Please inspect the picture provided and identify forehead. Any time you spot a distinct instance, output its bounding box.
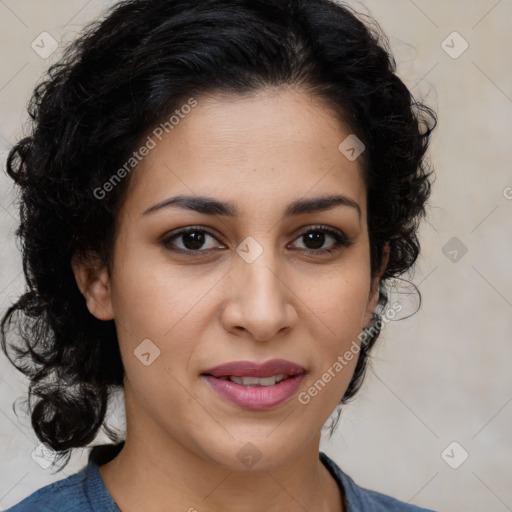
[122,87,367,220]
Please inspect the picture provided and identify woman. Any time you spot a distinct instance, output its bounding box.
[1,0,437,510]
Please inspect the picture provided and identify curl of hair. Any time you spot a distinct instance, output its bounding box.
[1,0,436,465]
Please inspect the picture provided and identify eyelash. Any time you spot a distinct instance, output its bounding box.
[161,225,353,257]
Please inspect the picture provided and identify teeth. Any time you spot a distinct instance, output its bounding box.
[228,374,289,387]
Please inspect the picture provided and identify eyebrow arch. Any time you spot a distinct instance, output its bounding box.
[142,193,361,220]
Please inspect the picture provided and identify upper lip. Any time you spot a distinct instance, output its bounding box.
[202,359,306,378]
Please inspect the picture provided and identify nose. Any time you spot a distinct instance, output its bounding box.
[220,247,298,341]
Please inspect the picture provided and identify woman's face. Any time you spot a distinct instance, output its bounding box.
[77,87,386,469]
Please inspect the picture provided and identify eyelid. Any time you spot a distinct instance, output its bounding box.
[292,223,348,239]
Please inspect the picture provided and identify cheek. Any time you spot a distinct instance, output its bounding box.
[109,251,220,383]
[303,261,371,393]
[311,262,371,337]
[110,248,197,337]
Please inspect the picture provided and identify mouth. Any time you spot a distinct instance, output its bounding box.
[201,359,306,409]
[210,374,295,387]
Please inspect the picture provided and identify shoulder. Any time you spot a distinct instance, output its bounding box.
[319,452,438,512]
[6,444,123,512]
[5,447,121,512]
[5,468,91,512]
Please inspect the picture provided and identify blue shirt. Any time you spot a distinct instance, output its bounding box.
[6,443,437,511]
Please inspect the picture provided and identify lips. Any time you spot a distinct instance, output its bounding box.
[201,359,306,379]
[201,359,306,409]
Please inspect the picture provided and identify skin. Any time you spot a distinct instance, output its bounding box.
[73,87,389,512]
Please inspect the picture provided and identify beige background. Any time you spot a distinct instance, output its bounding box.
[0,1,511,511]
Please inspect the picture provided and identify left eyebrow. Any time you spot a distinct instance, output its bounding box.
[141,193,361,220]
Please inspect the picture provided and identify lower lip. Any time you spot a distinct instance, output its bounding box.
[202,374,305,410]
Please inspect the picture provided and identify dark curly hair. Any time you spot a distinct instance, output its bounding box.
[1,0,436,468]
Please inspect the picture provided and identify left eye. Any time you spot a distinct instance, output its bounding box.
[161,226,352,255]
[291,228,350,253]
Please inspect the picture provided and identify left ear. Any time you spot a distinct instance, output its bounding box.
[363,242,390,328]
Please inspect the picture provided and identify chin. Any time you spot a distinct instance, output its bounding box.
[196,432,304,472]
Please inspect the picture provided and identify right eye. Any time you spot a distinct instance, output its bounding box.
[161,227,226,255]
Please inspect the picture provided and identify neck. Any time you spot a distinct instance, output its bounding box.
[99,392,343,512]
